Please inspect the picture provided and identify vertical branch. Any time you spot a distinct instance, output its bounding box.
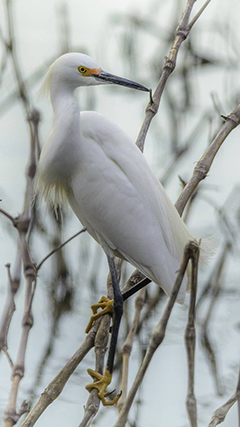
[185,242,199,427]
[5,0,32,118]
[78,259,122,426]
[113,242,197,427]
[4,230,36,427]
[3,108,40,426]
[0,263,17,355]
[237,368,240,427]
[117,288,146,412]
[79,317,110,427]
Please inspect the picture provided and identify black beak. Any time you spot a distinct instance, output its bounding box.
[93,70,150,92]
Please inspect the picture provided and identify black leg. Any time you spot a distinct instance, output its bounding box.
[106,255,123,374]
[122,277,151,302]
[85,255,123,406]
[85,260,150,405]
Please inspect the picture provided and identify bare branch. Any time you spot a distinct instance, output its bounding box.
[36,228,86,271]
[208,392,239,427]
[20,322,99,427]
[79,315,111,427]
[0,264,16,353]
[4,0,31,117]
[113,241,198,427]
[3,103,39,426]
[188,0,213,30]
[185,243,199,427]
[136,0,213,152]
[175,104,240,216]
[0,208,15,224]
[117,288,146,413]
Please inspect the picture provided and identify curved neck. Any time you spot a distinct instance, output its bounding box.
[45,81,81,186]
[50,81,79,120]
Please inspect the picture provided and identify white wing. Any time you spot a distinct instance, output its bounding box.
[68,111,193,303]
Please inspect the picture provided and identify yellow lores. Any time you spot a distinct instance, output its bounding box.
[78,65,101,76]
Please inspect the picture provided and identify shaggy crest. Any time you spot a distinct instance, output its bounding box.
[39,63,53,98]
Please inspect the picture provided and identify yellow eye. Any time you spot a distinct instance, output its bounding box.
[78,66,88,74]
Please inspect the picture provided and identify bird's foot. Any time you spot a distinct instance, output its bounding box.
[86,367,121,406]
[85,296,114,333]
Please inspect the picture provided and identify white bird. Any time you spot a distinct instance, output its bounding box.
[36,52,210,405]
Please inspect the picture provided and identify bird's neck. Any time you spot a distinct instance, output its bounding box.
[43,85,82,188]
[50,83,79,119]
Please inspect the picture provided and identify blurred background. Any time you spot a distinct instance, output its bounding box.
[0,0,240,426]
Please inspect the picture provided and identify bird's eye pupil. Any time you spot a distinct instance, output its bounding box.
[79,66,86,73]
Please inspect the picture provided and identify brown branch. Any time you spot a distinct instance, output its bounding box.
[0,208,15,224]
[175,104,240,216]
[79,316,111,427]
[197,242,231,396]
[36,228,86,271]
[208,389,240,427]
[79,258,122,426]
[117,288,146,413]
[185,243,199,427]
[4,0,31,118]
[188,0,213,30]
[0,264,17,354]
[136,0,212,152]
[20,260,121,427]
[3,106,39,427]
[20,323,100,427]
[113,241,198,427]
[4,221,36,427]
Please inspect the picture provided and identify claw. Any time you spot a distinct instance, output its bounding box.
[86,367,122,406]
[85,296,114,333]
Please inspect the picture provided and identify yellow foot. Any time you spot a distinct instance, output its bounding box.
[85,296,114,334]
[86,367,121,406]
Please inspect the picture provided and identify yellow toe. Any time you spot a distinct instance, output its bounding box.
[85,297,114,333]
[85,367,121,406]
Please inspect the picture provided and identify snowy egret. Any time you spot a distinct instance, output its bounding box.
[36,52,209,405]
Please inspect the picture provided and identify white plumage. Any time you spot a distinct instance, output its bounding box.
[36,53,209,304]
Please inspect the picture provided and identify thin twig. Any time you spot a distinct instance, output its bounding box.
[36,228,86,271]
[0,208,15,224]
[188,0,213,30]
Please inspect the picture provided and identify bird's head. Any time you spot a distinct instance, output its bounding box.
[41,52,150,95]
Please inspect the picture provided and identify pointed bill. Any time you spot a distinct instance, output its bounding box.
[92,70,150,92]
